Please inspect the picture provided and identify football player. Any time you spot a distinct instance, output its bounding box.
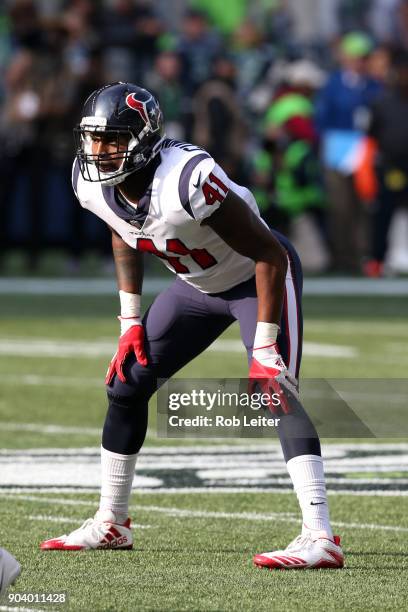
[40,83,344,569]
[0,547,20,596]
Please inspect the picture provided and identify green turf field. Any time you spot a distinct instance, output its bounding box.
[0,291,407,611]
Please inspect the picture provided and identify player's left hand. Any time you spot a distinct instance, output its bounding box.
[248,343,299,414]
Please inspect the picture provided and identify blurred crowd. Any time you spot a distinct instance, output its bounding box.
[1,0,408,276]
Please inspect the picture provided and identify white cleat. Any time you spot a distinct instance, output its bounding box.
[0,547,21,595]
[253,533,344,570]
[40,510,133,551]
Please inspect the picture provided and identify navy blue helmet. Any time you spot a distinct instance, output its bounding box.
[74,82,164,185]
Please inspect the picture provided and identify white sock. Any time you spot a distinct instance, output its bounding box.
[286,454,333,540]
[99,446,137,524]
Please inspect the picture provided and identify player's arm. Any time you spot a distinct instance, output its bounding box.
[111,227,144,294]
[204,191,297,410]
[106,228,148,385]
[203,190,287,324]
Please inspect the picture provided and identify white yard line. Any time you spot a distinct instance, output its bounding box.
[1,374,103,388]
[3,494,408,533]
[0,423,102,435]
[210,340,358,358]
[1,277,408,296]
[28,514,83,524]
[0,607,49,612]
[1,443,408,455]
[2,487,408,496]
[0,423,158,439]
[1,445,407,496]
[0,337,357,359]
[27,514,150,528]
[306,321,408,337]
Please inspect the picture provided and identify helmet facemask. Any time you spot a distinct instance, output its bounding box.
[74,117,163,186]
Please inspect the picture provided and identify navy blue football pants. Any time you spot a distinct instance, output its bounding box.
[103,231,321,462]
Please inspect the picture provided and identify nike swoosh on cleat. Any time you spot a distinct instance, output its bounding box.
[310,501,326,505]
[193,171,202,189]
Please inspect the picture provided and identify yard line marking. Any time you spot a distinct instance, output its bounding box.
[3,494,408,532]
[1,374,103,388]
[1,443,407,455]
[0,277,167,296]
[1,445,407,492]
[0,339,115,358]
[0,607,49,612]
[0,338,357,359]
[0,424,157,439]
[306,321,408,337]
[209,340,357,358]
[1,277,408,296]
[0,423,102,435]
[27,514,151,528]
[28,514,85,524]
[2,488,408,496]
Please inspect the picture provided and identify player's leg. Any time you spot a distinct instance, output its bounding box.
[41,278,233,550]
[99,278,233,522]
[231,234,344,569]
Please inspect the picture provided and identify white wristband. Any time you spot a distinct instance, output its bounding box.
[119,290,141,319]
[253,322,280,349]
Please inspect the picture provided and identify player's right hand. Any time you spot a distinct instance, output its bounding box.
[105,320,148,384]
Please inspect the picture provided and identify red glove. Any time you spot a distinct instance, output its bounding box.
[105,319,148,384]
[248,343,298,415]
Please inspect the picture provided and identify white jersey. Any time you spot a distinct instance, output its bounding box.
[72,139,260,293]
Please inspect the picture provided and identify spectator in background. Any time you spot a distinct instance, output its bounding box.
[337,0,373,33]
[0,0,49,269]
[192,54,248,182]
[252,83,328,271]
[369,0,400,42]
[285,0,336,55]
[177,9,222,97]
[315,31,381,272]
[100,0,162,82]
[364,48,408,276]
[275,58,327,99]
[0,6,13,96]
[231,19,275,102]
[259,0,293,54]
[393,0,408,49]
[367,43,392,83]
[62,0,100,79]
[64,43,110,270]
[146,50,187,141]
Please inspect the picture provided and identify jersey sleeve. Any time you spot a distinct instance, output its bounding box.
[180,155,231,222]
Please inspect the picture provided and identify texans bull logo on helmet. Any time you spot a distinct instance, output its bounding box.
[125,93,161,133]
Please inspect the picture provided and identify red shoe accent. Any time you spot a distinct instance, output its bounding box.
[40,539,83,551]
[108,526,123,539]
[323,547,345,566]
[253,554,305,569]
[313,558,344,569]
[363,259,384,278]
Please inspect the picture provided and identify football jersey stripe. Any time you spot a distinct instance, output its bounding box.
[285,266,299,377]
[72,159,80,199]
[178,153,211,219]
